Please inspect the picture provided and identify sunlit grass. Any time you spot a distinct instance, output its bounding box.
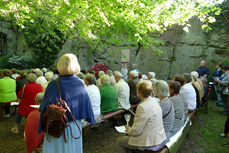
[1,100,229,153]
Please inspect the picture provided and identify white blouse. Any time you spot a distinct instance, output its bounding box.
[86,84,101,116]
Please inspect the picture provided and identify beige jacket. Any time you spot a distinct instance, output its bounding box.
[127,97,166,147]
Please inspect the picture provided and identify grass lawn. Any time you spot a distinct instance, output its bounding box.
[178,100,229,153]
[0,100,229,153]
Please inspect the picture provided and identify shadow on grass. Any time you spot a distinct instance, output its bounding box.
[1,100,229,153]
[178,101,229,153]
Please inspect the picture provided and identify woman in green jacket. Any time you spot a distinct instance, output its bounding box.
[100,74,117,114]
[0,69,17,122]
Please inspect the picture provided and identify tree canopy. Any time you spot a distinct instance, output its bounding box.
[0,0,224,67]
[0,0,223,47]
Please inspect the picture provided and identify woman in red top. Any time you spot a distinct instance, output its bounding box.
[11,73,43,134]
[25,92,44,153]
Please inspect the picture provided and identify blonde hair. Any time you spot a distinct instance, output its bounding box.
[35,92,44,104]
[45,71,54,81]
[27,73,37,82]
[100,74,110,85]
[57,53,80,76]
[35,69,43,77]
[114,71,123,79]
[137,80,153,98]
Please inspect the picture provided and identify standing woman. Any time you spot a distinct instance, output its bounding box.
[38,53,95,153]
[0,69,17,121]
[11,73,43,133]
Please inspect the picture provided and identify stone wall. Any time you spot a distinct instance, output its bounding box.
[0,21,32,57]
[58,18,229,80]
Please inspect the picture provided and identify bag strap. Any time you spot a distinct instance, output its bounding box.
[56,78,82,139]
[20,85,26,98]
[56,79,62,100]
[163,99,172,119]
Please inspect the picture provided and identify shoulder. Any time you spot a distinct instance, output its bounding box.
[141,98,158,108]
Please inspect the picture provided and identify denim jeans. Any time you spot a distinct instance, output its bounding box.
[214,85,222,102]
[15,109,22,125]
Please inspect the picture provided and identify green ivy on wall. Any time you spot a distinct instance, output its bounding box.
[209,1,229,32]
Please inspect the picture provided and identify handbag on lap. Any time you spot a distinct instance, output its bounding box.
[42,79,81,142]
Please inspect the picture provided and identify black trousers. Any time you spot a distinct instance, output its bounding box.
[224,113,229,134]
[222,95,229,113]
[4,104,10,114]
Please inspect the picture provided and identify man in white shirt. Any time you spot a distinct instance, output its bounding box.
[114,71,131,110]
[180,73,196,111]
[84,73,101,117]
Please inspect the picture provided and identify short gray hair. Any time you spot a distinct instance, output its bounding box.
[148,72,155,78]
[27,73,37,82]
[130,70,138,77]
[98,71,105,78]
[153,80,170,98]
[100,74,110,85]
[77,72,85,80]
[106,70,113,76]
[35,69,43,77]
[42,68,47,72]
[183,73,192,83]
[45,71,54,81]
[35,92,44,104]
[114,71,123,79]
[84,73,96,85]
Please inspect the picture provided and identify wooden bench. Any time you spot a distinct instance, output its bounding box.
[83,104,138,129]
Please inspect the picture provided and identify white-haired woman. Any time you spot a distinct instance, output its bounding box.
[191,71,204,102]
[100,74,117,114]
[128,70,141,104]
[96,71,105,88]
[117,80,166,152]
[42,71,54,91]
[11,73,43,133]
[153,80,175,137]
[35,69,47,85]
[84,73,101,118]
[38,53,95,153]
[106,70,116,86]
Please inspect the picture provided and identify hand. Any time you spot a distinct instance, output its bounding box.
[214,79,219,83]
[125,125,129,132]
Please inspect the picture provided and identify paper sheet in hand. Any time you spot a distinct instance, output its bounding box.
[115,126,127,134]
[30,105,40,108]
[10,102,19,106]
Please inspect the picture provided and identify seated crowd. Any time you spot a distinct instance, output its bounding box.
[0,56,228,153]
